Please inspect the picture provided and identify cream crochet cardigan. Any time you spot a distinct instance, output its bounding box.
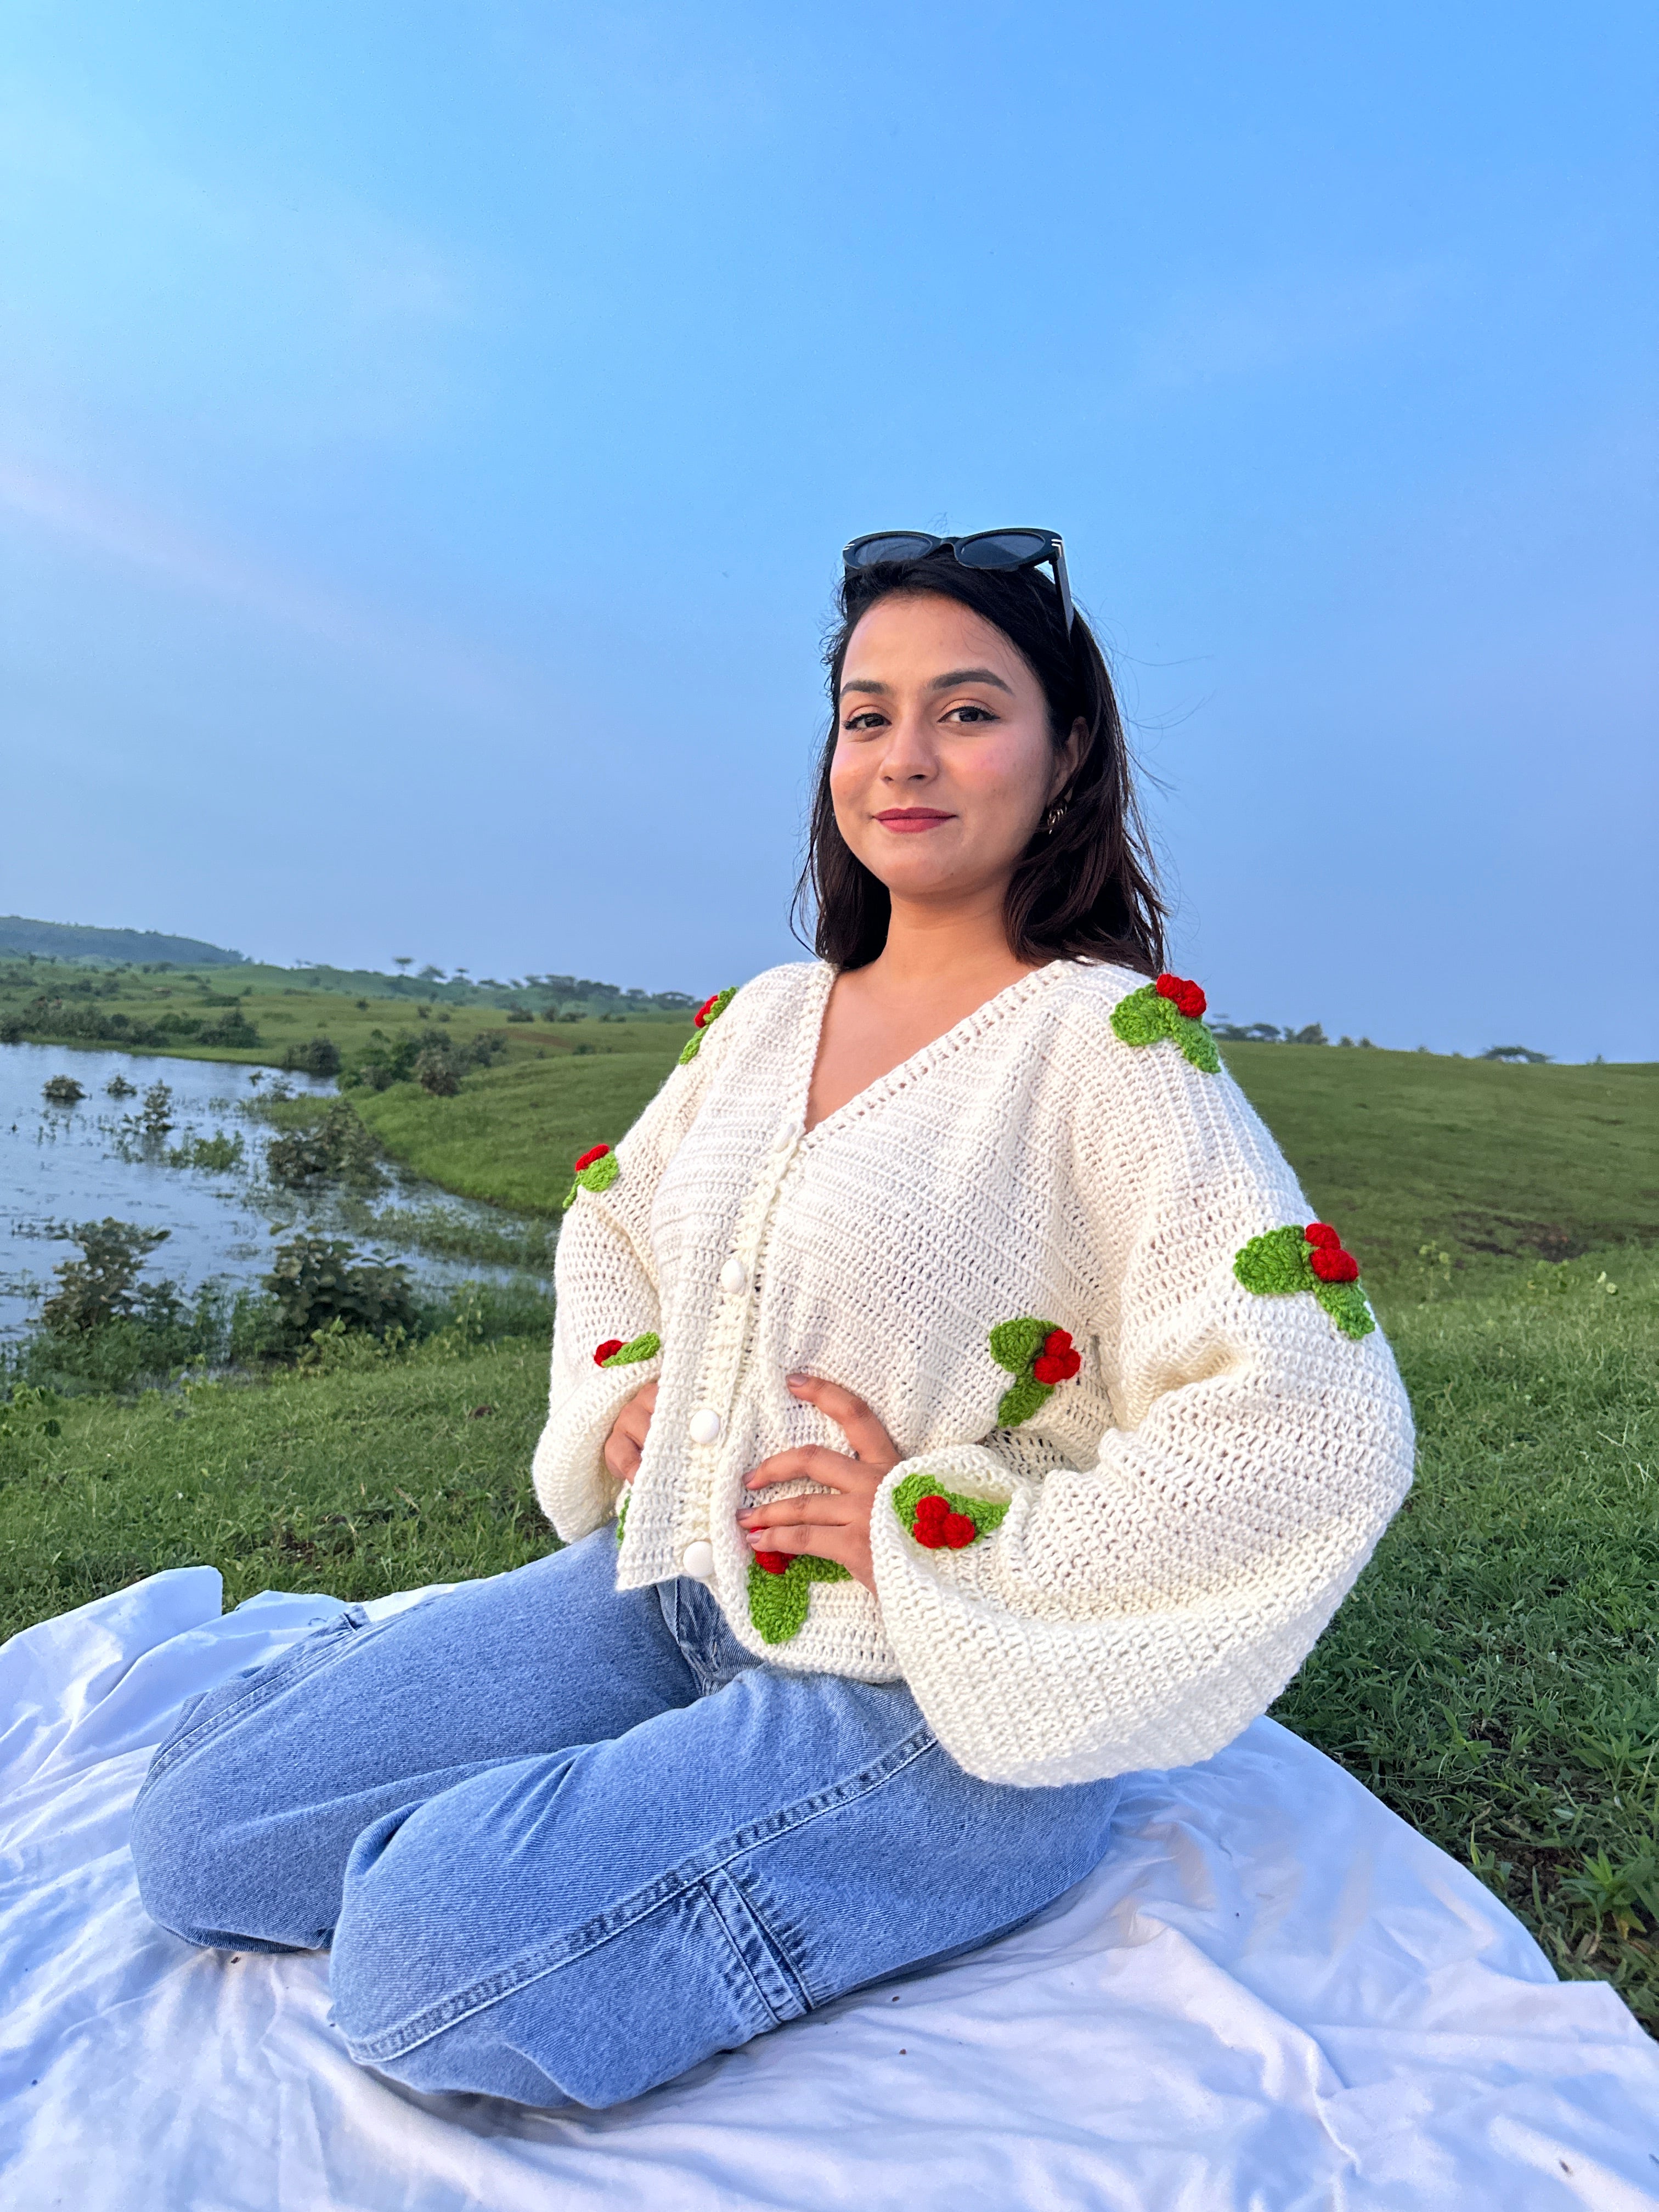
[532,959,1414,1786]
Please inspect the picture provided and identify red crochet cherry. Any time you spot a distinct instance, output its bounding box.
[1155,973,1208,1020]
[694,994,720,1028]
[1305,1222,1341,1250]
[942,1513,977,1549]
[911,1495,951,1547]
[1311,1246,1360,1284]
[1033,1328,1082,1384]
[573,1143,611,1172]
[592,1338,625,1365]
[755,1550,791,1576]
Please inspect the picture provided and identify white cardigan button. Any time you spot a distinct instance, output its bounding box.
[719,1257,748,1295]
[771,1117,804,1153]
[681,1538,715,1581]
[688,1407,723,1446]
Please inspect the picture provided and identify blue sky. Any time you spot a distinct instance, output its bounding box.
[2,2,1654,1057]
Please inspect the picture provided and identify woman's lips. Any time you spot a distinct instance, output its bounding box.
[874,809,954,833]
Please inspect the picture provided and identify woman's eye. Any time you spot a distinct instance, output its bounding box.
[945,703,996,724]
[843,710,887,732]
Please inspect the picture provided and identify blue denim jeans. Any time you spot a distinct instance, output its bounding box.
[130,1532,1122,2108]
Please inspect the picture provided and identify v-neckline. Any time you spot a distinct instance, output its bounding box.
[794,957,1070,1147]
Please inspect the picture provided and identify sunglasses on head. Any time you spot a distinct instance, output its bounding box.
[842,528,1074,633]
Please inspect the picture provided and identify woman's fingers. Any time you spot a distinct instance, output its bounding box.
[786,1373,900,1470]
[744,1444,879,1496]
[739,1491,850,1531]
[602,1380,657,1484]
[603,1429,641,1482]
[741,1516,876,1593]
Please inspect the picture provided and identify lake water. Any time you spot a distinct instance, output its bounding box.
[0,1042,546,1341]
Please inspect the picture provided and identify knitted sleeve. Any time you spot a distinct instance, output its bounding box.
[865,1043,1416,1787]
[530,1002,738,1541]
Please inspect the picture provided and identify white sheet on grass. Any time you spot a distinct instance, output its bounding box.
[1,1571,1655,2212]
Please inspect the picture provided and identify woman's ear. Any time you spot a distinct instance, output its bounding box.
[1051,716,1087,802]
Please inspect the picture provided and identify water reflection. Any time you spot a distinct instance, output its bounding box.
[0,1042,545,1341]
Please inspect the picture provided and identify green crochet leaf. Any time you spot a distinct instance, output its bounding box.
[747,1551,851,1644]
[1109,985,1220,1074]
[614,1488,630,1543]
[1234,1224,1317,1295]
[1108,985,1167,1048]
[989,1316,1053,1374]
[1313,1279,1376,1340]
[679,985,738,1065]
[562,1149,620,1211]
[1168,1010,1221,1074]
[1235,1226,1376,1341]
[891,1471,1011,1541]
[995,1374,1052,1428]
[600,1330,660,1368]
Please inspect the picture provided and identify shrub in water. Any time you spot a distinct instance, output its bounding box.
[140,1082,176,1139]
[41,1219,171,1334]
[264,1101,382,1190]
[42,1074,85,1105]
[262,1236,418,1351]
[166,1130,246,1173]
[105,1074,137,1098]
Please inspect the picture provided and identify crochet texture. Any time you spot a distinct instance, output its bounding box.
[531,959,1415,1787]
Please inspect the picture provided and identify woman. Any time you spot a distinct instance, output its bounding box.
[131,532,1413,2111]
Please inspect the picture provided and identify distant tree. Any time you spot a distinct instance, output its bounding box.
[393,957,413,974]
[415,1048,461,1096]
[1481,1045,1551,1064]
[1286,1023,1329,1046]
[282,1037,342,1079]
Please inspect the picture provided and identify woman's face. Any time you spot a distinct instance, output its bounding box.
[831,592,1078,910]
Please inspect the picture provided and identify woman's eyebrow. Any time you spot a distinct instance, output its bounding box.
[929,667,1014,694]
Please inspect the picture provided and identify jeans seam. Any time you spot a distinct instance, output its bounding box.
[700,1865,810,2023]
[134,1609,365,1797]
[343,1724,939,2065]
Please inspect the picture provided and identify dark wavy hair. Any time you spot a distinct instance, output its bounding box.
[793,551,1167,975]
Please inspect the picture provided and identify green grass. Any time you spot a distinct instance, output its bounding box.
[0,1335,552,1634]
[0,956,696,1076]
[1223,1044,1659,1287]
[1278,1244,1659,2026]
[351,1024,688,1214]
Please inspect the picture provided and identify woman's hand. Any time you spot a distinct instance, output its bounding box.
[603,1381,658,1485]
[737,1374,901,1592]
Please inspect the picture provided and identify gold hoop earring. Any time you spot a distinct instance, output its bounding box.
[1042,799,1069,836]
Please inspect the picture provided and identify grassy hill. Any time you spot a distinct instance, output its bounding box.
[0,916,248,966]
[0,951,697,1057]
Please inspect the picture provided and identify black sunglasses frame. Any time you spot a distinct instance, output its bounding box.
[842,528,1074,633]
